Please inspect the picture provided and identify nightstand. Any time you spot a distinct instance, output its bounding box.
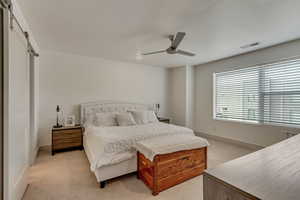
[157,117,170,124]
[52,125,83,155]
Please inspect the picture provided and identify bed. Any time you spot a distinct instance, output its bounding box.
[80,101,197,188]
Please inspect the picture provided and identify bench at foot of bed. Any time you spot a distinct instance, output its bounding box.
[135,135,209,195]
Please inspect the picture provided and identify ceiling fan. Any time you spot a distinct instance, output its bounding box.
[142,32,195,57]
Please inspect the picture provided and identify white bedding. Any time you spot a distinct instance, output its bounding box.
[85,122,194,171]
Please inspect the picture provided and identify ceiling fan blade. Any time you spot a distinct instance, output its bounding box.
[176,49,196,56]
[142,50,165,55]
[171,32,186,49]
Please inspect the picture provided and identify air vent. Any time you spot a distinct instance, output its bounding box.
[241,42,260,49]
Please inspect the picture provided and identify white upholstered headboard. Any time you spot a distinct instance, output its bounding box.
[80,101,153,125]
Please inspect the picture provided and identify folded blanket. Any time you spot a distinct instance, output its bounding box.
[135,135,209,161]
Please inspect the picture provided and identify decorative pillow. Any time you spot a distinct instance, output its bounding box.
[95,113,118,127]
[116,113,136,126]
[130,110,158,124]
[130,110,148,124]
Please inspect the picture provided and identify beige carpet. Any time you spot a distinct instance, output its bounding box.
[23,139,254,200]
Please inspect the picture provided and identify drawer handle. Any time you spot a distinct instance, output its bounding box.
[181,156,189,160]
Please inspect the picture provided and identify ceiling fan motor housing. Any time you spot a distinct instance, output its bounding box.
[166,47,177,54]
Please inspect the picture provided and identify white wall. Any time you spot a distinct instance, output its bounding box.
[3,1,40,200]
[168,65,195,127]
[38,50,170,146]
[194,39,300,147]
[168,66,186,126]
[185,65,195,128]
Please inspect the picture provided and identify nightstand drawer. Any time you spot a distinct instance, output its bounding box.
[53,138,82,150]
[53,136,82,144]
[53,129,81,140]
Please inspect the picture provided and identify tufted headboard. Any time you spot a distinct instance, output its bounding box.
[80,101,153,125]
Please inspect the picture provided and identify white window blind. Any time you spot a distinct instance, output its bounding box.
[214,58,300,127]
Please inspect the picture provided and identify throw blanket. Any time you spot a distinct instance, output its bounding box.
[135,134,209,161]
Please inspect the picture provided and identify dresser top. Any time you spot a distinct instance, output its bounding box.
[205,134,300,200]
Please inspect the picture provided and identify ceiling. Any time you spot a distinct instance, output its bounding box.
[17,0,300,67]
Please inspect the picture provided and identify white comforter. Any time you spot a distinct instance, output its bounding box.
[85,122,194,171]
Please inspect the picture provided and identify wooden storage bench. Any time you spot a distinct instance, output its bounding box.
[137,147,207,195]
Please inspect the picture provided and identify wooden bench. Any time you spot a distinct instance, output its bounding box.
[137,147,207,195]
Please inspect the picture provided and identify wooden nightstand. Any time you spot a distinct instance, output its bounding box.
[52,125,83,155]
[157,117,170,124]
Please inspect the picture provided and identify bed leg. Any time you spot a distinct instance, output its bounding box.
[100,181,106,188]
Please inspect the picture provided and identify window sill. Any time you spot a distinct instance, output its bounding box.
[213,117,260,125]
[213,117,300,129]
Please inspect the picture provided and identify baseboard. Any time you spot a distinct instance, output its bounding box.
[195,132,264,151]
[13,166,29,200]
[39,145,51,152]
[30,146,39,165]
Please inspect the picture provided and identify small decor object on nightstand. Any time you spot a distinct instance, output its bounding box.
[65,115,75,127]
[53,105,63,128]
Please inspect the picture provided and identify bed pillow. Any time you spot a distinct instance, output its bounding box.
[130,110,148,124]
[116,113,136,126]
[130,110,158,124]
[95,113,118,127]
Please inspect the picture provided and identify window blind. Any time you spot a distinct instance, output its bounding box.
[214,58,300,127]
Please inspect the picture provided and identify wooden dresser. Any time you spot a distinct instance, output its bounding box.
[52,125,83,155]
[204,134,300,200]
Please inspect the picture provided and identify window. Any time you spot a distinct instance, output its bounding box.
[214,58,300,127]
